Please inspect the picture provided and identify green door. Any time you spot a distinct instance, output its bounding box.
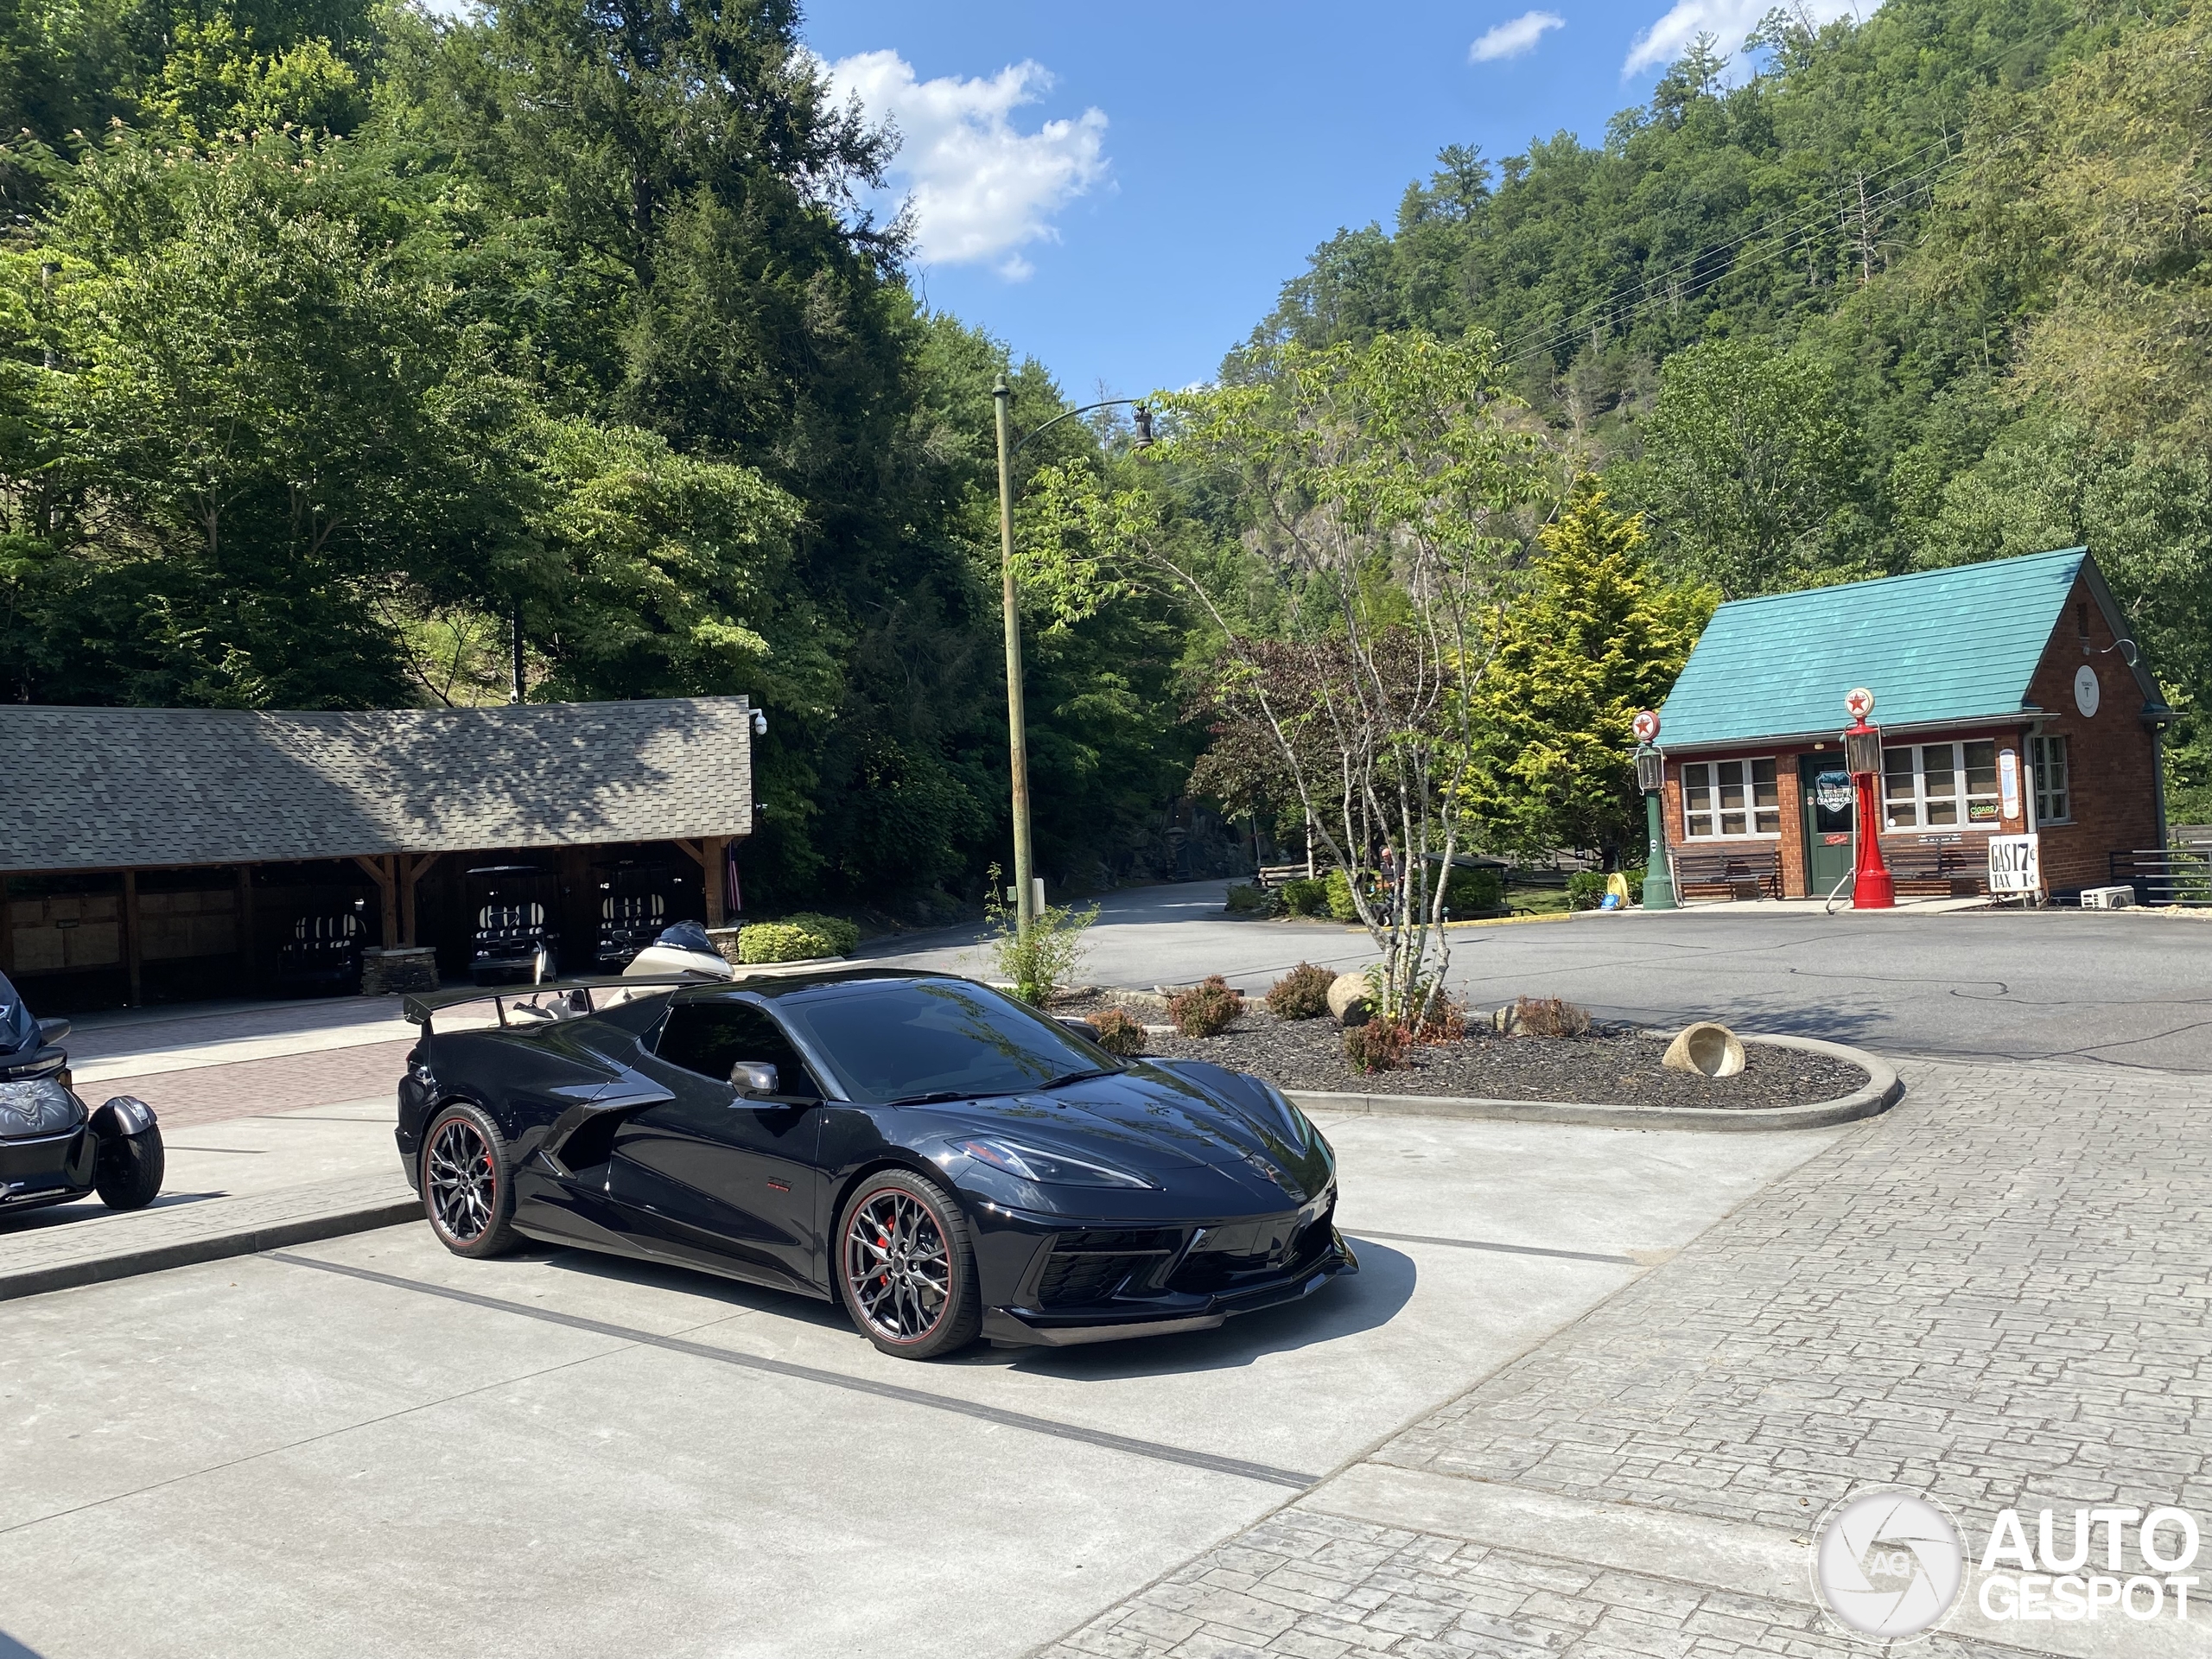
[1801,753,1855,897]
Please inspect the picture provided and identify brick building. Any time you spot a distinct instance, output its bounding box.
[1653,548,2169,901]
[0,697,755,1009]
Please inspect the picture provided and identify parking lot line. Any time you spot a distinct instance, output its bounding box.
[1348,1229,1639,1265]
[266,1249,1325,1491]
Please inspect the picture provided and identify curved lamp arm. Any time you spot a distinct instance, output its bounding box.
[995,387,1154,458]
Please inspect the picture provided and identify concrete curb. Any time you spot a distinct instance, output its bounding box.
[0,1198,418,1304]
[1285,1033,1903,1133]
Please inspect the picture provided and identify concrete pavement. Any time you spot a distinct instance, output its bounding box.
[1042,1054,2212,1659]
[0,1113,1841,1659]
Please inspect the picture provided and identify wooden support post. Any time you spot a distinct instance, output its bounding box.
[122,868,143,1007]
[236,864,256,990]
[352,855,399,948]
[399,853,438,947]
[703,836,728,928]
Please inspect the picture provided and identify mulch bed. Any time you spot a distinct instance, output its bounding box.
[1058,994,1866,1111]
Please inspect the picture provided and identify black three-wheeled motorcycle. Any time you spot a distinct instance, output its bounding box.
[0,971,165,1216]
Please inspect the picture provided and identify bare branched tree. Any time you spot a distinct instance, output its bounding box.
[1025,332,1547,1023]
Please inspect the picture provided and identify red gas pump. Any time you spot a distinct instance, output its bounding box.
[1843,687,1895,910]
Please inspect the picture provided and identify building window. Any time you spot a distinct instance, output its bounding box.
[1681,758,1780,838]
[1882,741,2003,830]
[2031,734,2072,824]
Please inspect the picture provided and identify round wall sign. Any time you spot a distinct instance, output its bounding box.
[1632,709,1661,743]
[1845,687,1876,720]
[2074,664,2101,718]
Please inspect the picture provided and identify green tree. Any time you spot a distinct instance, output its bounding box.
[1624,338,1865,594]
[1036,331,1552,1022]
[7,130,497,706]
[1464,482,1715,861]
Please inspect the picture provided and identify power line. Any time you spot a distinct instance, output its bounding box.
[1490,9,2084,372]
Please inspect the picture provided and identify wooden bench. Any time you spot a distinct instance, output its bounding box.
[1881,843,1983,896]
[1672,849,1782,900]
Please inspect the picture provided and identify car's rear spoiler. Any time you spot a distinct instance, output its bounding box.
[400,974,709,1030]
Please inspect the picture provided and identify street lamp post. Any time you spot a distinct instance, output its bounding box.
[1632,709,1675,911]
[991,381,1153,933]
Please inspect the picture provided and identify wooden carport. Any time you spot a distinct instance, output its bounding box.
[0,697,755,1008]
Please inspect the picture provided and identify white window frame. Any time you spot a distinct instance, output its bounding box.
[1680,757,1782,840]
[1882,741,2002,831]
[2031,734,2073,825]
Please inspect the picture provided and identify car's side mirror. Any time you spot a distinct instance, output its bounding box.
[37,1017,70,1046]
[731,1061,779,1096]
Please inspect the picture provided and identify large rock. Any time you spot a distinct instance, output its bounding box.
[1662,1020,1745,1077]
[1327,972,1373,1027]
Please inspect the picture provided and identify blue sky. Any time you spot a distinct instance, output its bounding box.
[802,1,1870,402]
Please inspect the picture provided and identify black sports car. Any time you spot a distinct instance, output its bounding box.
[0,971,166,1216]
[397,968,1353,1358]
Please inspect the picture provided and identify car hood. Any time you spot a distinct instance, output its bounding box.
[921,1061,1332,1207]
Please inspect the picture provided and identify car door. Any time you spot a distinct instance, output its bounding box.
[606,998,829,1292]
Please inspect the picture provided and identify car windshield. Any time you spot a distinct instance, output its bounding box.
[775,978,1115,1105]
[0,972,36,1057]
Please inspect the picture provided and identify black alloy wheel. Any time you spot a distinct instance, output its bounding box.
[836,1171,981,1359]
[423,1103,518,1256]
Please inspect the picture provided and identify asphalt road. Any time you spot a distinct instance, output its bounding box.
[864,879,2212,1072]
[0,1113,1838,1659]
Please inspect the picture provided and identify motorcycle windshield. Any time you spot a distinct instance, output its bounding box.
[0,973,37,1058]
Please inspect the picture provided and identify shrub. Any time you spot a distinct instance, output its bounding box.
[1265,962,1335,1020]
[737,922,832,963]
[780,911,859,956]
[1325,868,1360,921]
[1566,871,1610,911]
[981,863,1098,1005]
[1514,995,1591,1038]
[1443,866,1503,915]
[1416,992,1467,1045]
[1224,881,1277,916]
[1344,1019,1412,1071]
[1085,1007,1147,1057]
[1278,876,1328,917]
[1167,974,1243,1037]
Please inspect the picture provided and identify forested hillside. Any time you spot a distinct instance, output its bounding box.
[0,0,1206,910]
[1248,0,2212,817]
[3,0,2207,918]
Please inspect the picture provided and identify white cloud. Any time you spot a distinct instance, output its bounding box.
[825,49,1108,280]
[1623,0,1872,78]
[1471,10,1565,63]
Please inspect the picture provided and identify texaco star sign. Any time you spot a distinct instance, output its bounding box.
[1845,686,1876,721]
[1632,709,1661,743]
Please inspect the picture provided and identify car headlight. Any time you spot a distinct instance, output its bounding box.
[950,1135,1157,1190]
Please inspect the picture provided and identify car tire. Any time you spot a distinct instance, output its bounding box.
[95,1126,164,1211]
[836,1170,982,1360]
[421,1102,518,1257]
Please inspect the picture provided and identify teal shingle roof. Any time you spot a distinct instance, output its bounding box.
[1657,548,2086,750]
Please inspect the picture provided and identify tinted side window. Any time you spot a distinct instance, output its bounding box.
[656,1002,822,1096]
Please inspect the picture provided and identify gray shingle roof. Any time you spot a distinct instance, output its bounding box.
[0,698,754,871]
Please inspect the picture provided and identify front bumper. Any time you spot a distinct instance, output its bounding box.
[0,1126,97,1210]
[979,1217,1358,1348]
